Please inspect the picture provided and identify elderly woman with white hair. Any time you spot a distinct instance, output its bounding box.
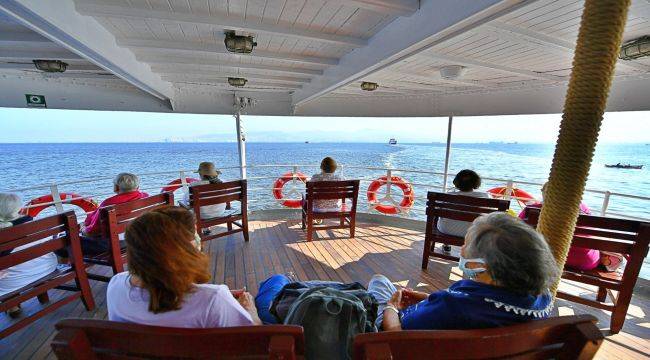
[368,212,557,331]
[1,193,58,316]
[76,173,148,256]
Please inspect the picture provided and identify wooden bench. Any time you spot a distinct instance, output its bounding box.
[353,315,603,360]
[523,207,650,334]
[51,319,305,359]
[422,192,510,267]
[301,180,360,242]
[0,212,95,339]
[85,192,174,282]
[189,180,249,242]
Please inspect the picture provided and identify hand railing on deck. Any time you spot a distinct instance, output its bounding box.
[5,164,649,222]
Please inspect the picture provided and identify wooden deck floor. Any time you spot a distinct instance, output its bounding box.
[1,219,648,359]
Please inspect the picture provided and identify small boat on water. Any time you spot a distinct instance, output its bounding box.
[605,163,643,169]
[388,138,397,145]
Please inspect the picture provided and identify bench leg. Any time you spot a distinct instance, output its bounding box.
[421,239,431,270]
[242,217,250,242]
[307,215,313,241]
[350,217,355,239]
[596,287,607,303]
[610,290,632,334]
[227,222,233,231]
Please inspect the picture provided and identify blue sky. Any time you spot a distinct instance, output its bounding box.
[0,107,648,143]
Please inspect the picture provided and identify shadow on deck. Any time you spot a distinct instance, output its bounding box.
[1,219,648,359]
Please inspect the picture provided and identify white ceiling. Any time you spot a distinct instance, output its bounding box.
[0,0,648,116]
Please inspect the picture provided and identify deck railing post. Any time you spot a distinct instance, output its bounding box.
[50,184,64,214]
[442,115,453,192]
[235,111,247,180]
[601,191,611,216]
[179,171,189,193]
[386,169,393,197]
[504,180,514,201]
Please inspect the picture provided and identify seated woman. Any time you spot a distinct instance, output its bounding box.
[107,206,260,327]
[182,161,226,219]
[369,212,556,331]
[77,173,149,256]
[518,182,600,271]
[437,169,489,238]
[0,193,58,317]
[308,157,345,214]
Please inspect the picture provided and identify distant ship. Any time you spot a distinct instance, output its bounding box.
[605,163,643,169]
[388,138,397,145]
[305,141,309,144]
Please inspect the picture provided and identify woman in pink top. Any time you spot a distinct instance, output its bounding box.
[107,206,260,328]
[519,183,600,270]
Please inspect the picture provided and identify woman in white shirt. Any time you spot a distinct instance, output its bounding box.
[107,206,260,328]
[437,170,489,250]
[0,193,58,317]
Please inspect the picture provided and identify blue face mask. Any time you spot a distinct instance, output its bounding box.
[459,255,487,279]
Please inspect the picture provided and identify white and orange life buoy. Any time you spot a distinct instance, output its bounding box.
[487,186,536,208]
[273,171,308,208]
[367,176,415,215]
[161,177,200,193]
[21,193,98,217]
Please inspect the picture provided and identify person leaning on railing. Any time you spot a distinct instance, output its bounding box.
[437,169,489,252]
[0,193,58,317]
[369,212,557,331]
[57,173,149,258]
[107,206,261,328]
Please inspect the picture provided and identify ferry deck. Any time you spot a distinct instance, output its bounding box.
[1,0,650,358]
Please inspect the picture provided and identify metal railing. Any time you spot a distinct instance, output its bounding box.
[5,164,650,222]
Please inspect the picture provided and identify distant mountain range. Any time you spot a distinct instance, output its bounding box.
[162,129,434,143]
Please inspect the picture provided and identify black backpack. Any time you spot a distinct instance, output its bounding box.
[283,287,368,360]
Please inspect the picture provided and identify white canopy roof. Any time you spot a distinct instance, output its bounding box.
[1,0,649,117]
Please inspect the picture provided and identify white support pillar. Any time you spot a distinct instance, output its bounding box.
[235,111,247,179]
[442,115,453,192]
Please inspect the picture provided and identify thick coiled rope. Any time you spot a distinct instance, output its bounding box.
[538,0,631,295]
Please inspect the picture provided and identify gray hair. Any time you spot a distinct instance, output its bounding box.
[0,193,23,227]
[113,173,140,193]
[465,212,559,296]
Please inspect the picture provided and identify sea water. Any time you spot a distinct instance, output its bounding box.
[1,142,648,277]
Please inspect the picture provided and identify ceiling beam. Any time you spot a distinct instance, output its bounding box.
[0,49,82,61]
[418,52,564,81]
[0,62,104,71]
[327,0,419,16]
[74,1,367,48]
[170,79,300,90]
[0,0,174,103]
[118,38,338,66]
[134,54,323,76]
[0,30,51,44]
[485,21,650,72]
[153,68,311,84]
[382,68,488,87]
[291,0,537,107]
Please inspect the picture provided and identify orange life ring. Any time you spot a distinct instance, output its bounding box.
[367,176,415,215]
[21,193,98,217]
[487,186,536,207]
[161,177,200,193]
[273,171,308,208]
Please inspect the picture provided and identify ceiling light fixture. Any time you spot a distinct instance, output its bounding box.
[619,36,650,60]
[33,60,68,73]
[361,81,379,91]
[228,77,248,87]
[224,31,257,54]
[439,65,465,80]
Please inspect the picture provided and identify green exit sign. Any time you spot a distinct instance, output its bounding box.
[25,94,46,108]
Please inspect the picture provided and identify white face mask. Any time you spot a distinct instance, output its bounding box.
[459,255,487,280]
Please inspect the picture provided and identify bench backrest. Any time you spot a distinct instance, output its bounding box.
[99,192,174,240]
[0,211,81,273]
[426,192,510,224]
[524,207,650,259]
[305,180,360,211]
[353,315,603,360]
[189,179,246,209]
[52,319,305,359]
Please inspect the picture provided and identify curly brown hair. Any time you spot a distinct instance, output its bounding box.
[125,206,210,313]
